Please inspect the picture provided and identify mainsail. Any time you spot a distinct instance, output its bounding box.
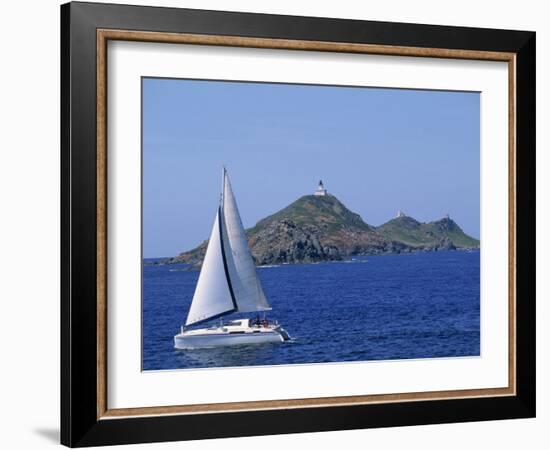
[184,168,270,326]
[222,169,271,312]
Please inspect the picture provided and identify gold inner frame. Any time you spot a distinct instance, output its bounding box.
[96,29,517,420]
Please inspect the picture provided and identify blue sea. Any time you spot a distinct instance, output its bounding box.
[142,250,480,371]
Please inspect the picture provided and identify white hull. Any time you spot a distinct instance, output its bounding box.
[174,319,290,349]
[174,330,283,349]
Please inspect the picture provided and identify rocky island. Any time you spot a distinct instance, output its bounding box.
[166,181,479,267]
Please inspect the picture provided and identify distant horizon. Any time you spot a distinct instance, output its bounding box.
[143,78,480,258]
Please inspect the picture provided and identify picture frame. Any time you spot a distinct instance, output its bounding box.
[61,1,535,447]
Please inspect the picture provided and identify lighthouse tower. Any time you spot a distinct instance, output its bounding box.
[314,180,327,196]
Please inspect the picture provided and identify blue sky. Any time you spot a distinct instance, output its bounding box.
[143,78,480,258]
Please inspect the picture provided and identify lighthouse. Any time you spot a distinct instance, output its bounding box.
[314,180,327,196]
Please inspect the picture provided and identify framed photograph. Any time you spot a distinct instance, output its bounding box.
[61,2,535,447]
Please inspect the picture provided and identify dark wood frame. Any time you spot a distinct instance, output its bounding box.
[61,1,536,447]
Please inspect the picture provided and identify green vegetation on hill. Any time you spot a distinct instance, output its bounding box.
[377,215,479,249]
[167,194,479,266]
[248,195,372,235]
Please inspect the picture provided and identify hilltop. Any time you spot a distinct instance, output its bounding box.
[245,195,391,264]
[167,194,479,266]
[377,214,479,249]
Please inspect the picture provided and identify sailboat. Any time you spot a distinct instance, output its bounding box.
[174,168,291,349]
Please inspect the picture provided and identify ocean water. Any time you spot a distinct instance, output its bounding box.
[143,250,480,371]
